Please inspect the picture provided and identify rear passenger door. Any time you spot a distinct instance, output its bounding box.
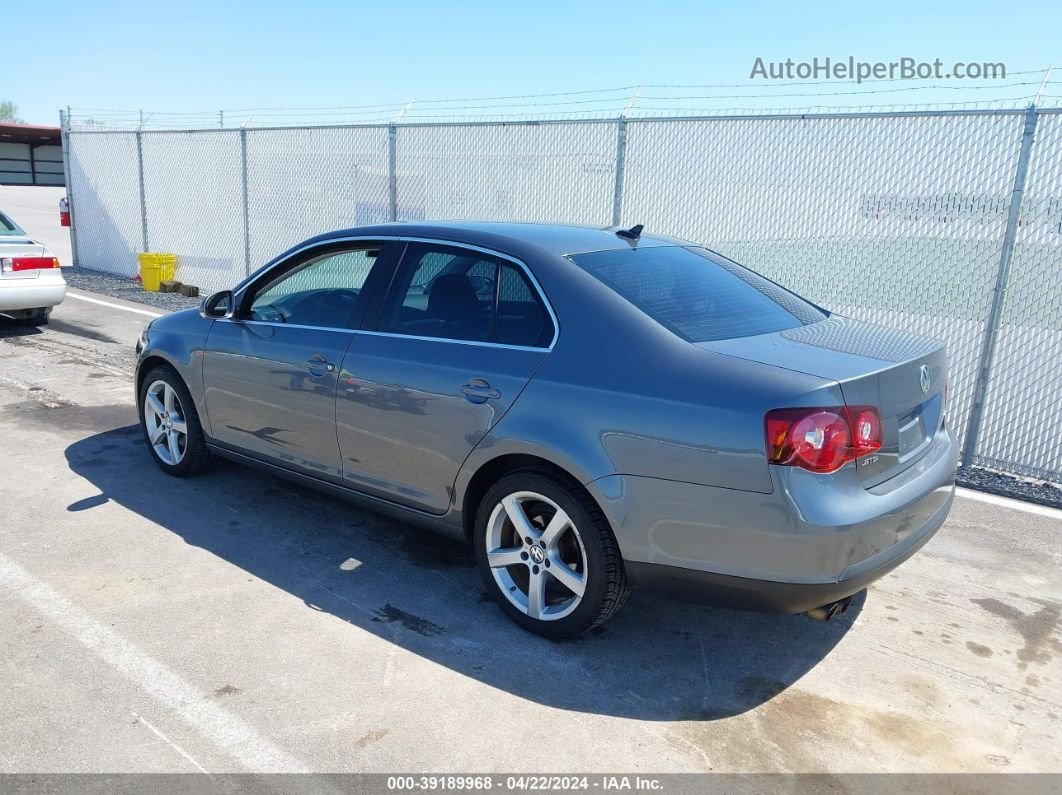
[336,242,555,514]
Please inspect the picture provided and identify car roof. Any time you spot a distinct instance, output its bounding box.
[308,221,692,257]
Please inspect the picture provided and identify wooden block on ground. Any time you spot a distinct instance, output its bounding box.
[159,280,182,293]
[177,284,200,298]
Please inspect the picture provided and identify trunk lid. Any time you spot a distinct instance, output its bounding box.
[696,315,947,487]
[0,239,49,280]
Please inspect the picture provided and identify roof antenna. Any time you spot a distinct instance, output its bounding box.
[615,224,643,240]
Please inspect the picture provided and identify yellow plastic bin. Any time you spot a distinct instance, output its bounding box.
[138,253,177,292]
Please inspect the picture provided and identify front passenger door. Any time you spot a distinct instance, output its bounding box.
[203,242,399,480]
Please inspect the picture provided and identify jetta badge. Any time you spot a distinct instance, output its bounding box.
[919,365,931,395]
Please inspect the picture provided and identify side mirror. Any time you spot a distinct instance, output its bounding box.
[200,290,234,319]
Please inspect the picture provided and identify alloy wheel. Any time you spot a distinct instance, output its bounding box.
[143,379,188,466]
[485,490,588,621]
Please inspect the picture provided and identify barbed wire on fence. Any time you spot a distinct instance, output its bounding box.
[63,67,1058,131]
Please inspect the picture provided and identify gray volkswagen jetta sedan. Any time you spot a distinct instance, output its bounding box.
[135,222,957,638]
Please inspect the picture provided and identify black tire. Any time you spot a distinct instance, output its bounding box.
[474,469,630,639]
[139,365,214,476]
[16,308,50,326]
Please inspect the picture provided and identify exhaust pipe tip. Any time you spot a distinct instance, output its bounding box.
[805,595,854,622]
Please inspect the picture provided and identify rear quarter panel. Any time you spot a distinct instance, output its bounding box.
[480,305,844,495]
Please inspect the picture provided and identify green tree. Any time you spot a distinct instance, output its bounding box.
[0,101,25,123]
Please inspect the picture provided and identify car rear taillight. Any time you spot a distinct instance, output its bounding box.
[765,406,883,473]
[1,256,60,272]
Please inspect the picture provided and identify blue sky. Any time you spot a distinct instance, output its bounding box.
[6,0,1060,125]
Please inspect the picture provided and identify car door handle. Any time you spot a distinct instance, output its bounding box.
[461,379,501,403]
[304,356,336,376]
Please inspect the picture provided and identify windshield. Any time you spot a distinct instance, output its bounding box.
[0,211,27,236]
[569,246,827,342]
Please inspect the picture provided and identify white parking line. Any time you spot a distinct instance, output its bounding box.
[956,486,1062,519]
[66,291,165,318]
[0,553,308,773]
[132,712,213,775]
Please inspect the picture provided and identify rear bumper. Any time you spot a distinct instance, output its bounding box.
[0,278,66,312]
[589,424,957,612]
[625,489,950,613]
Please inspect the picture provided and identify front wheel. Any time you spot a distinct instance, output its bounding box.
[139,366,214,476]
[474,471,629,639]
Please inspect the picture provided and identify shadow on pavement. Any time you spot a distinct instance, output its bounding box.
[65,423,863,721]
[0,316,45,338]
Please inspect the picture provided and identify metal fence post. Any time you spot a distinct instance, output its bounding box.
[961,105,1040,468]
[388,123,398,222]
[611,117,628,226]
[58,108,81,267]
[240,128,251,276]
[135,129,149,253]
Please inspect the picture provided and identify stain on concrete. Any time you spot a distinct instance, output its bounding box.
[972,597,1062,669]
[898,675,941,706]
[372,604,444,636]
[966,641,993,658]
[670,685,973,772]
[355,728,389,749]
[213,684,242,698]
[371,523,474,570]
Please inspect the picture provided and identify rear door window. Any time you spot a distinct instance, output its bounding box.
[378,243,554,347]
[568,246,826,342]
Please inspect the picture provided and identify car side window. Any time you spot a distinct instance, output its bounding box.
[246,247,380,329]
[379,244,500,342]
[497,264,554,347]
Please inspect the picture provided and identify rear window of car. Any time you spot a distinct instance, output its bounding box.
[0,211,25,235]
[568,246,827,342]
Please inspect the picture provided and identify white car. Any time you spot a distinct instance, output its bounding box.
[0,208,66,325]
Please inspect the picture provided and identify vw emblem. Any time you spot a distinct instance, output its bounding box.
[528,546,545,564]
[919,365,931,395]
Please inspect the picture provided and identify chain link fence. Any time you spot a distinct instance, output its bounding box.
[62,108,1062,483]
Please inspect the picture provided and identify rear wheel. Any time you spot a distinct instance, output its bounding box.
[14,308,50,326]
[474,470,629,639]
[139,366,213,476]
